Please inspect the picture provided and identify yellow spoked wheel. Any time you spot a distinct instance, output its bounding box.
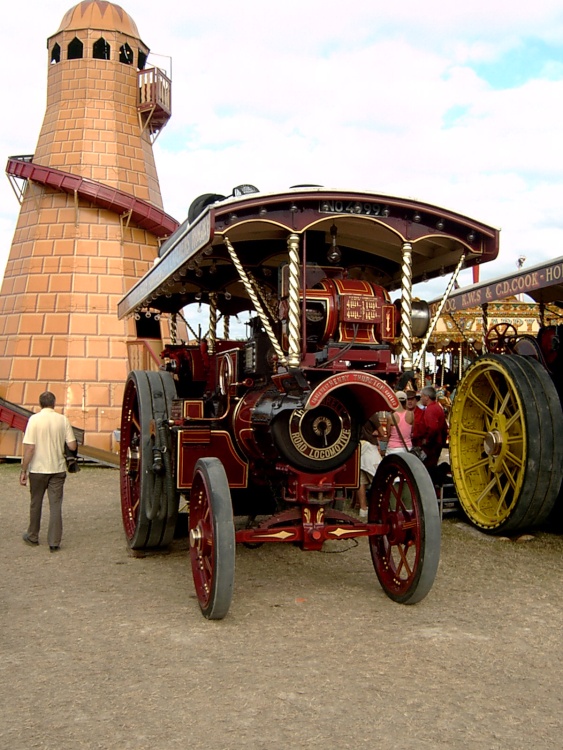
[450,355,563,534]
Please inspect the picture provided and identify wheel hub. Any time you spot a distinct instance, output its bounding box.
[483,429,502,456]
[385,511,408,545]
[126,445,139,475]
[189,525,203,548]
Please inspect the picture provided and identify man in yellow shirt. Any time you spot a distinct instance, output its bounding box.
[20,392,77,552]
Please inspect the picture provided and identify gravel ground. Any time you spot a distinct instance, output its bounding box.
[1,463,562,750]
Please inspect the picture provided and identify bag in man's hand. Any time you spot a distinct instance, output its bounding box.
[409,446,427,462]
[64,443,80,473]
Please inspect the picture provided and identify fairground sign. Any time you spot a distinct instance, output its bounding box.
[430,255,563,316]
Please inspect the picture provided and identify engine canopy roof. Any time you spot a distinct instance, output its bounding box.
[118,187,500,319]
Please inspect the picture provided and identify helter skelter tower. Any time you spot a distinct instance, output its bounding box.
[0,1,177,455]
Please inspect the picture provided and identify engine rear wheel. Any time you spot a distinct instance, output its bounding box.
[189,458,235,619]
[450,354,563,534]
[369,453,440,604]
[120,370,179,549]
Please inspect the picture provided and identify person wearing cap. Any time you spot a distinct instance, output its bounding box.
[385,390,414,454]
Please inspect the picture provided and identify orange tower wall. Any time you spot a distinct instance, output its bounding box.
[0,1,171,455]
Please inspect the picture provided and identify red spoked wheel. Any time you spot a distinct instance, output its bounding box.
[120,370,179,549]
[368,453,440,604]
[485,323,518,354]
[189,458,236,620]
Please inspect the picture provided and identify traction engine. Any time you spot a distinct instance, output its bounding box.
[118,186,500,618]
[448,279,563,535]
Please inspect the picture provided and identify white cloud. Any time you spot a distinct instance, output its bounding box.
[1,0,563,299]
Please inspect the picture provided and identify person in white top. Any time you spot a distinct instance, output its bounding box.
[385,390,414,454]
[357,414,385,520]
[20,392,77,551]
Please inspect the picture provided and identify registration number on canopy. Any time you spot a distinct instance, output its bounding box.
[319,200,386,217]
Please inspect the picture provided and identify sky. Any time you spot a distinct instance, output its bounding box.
[1,0,563,307]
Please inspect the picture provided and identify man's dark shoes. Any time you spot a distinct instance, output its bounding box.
[49,546,60,553]
[22,533,39,546]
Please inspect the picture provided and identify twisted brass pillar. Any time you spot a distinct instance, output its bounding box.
[481,302,488,352]
[414,252,466,370]
[286,233,301,369]
[224,237,287,365]
[399,242,414,371]
[208,292,217,355]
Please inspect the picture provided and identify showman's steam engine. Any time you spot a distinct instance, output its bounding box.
[117,186,499,618]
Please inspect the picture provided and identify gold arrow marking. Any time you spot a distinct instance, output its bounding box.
[329,527,360,537]
[253,530,295,540]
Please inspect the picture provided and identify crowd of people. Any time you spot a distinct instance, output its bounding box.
[356,381,450,515]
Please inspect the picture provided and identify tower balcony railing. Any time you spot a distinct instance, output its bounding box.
[138,67,172,134]
[8,154,34,163]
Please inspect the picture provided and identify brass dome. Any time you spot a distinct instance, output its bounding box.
[57,1,141,39]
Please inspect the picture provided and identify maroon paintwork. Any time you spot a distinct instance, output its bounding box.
[117,187,500,611]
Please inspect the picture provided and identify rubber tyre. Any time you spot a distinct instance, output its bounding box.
[368,452,440,604]
[189,458,236,620]
[187,193,226,225]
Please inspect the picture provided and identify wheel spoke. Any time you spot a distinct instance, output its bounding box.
[499,463,517,490]
[467,389,495,418]
[494,479,511,514]
[504,450,524,472]
[506,434,523,445]
[462,455,490,473]
[390,477,403,508]
[462,428,489,438]
[505,411,522,431]
[483,370,505,408]
[395,543,413,578]
[474,477,498,509]
[497,391,511,416]
[499,453,524,489]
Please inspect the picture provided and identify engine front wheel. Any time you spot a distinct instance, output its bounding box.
[369,453,440,604]
[189,458,236,620]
